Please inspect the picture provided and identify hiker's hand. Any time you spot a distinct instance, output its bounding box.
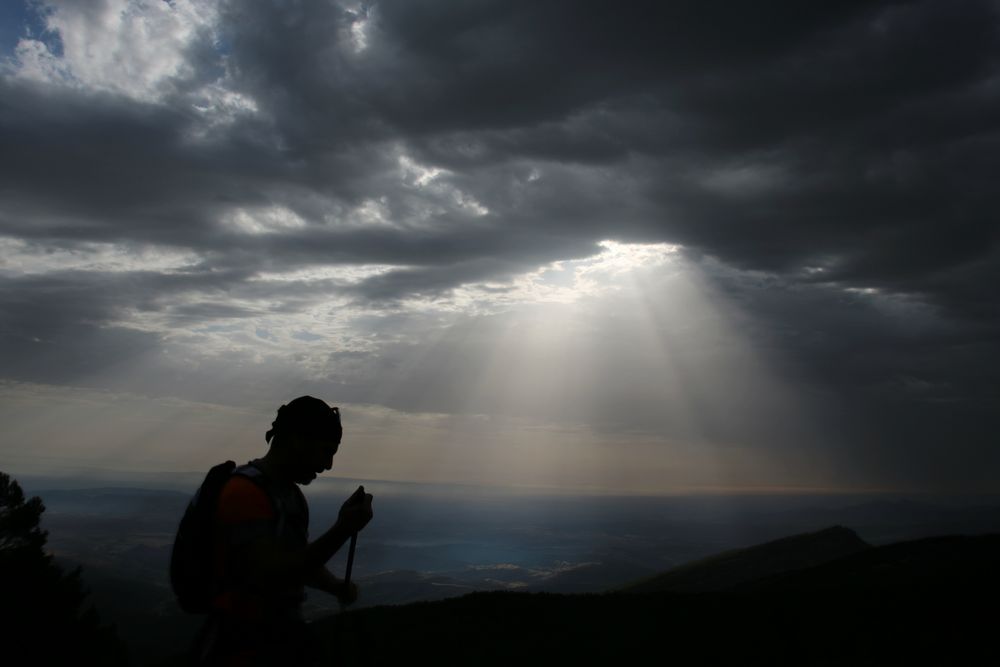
[338,485,373,534]
[336,581,359,606]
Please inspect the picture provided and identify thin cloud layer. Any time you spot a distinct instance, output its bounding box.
[1,0,997,491]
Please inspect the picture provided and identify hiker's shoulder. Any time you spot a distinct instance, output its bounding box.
[217,474,274,523]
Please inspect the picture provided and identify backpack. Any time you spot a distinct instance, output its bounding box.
[170,460,306,613]
[170,460,238,613]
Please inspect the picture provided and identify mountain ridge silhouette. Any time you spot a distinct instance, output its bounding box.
[622,524,870,593]
[296,527,998,666]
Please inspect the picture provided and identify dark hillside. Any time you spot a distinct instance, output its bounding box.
[67,562,202,665]
[738,532,1000,593]
[311,585,993,665]
[623,525,870,593]
[296,531,998,666]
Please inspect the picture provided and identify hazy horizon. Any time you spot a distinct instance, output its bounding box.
[22,470,1000,621]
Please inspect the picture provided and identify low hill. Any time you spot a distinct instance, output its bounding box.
[622,525,870,593]
[738,531,1000,593]
[300,531,998,666]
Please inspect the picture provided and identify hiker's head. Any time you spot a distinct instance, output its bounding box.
[265,396,343,484]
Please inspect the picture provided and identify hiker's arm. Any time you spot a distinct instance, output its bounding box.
[300,486,372,571]
[243,527,350,587]
[301,516,357,572]
[244,488,372,585]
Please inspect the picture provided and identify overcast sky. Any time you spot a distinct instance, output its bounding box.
[1,0,997,493]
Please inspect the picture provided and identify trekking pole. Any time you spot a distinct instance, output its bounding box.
[344,531,358,589]
[340,531,373,667]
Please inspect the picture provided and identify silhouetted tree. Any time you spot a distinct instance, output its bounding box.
[0,471,126,664]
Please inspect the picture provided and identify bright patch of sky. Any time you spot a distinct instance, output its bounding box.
[0,1,45,55]
[0,236,201,275]
[251,265,398,284]
[101,241,682,370]
[8,0,217,98]
[398,153,490,218]
[449,241,680,313]
[4,0,256,137]
[222,205,310,235]
[346,4,372,53]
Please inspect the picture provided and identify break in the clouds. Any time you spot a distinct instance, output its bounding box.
[1,0,998,492]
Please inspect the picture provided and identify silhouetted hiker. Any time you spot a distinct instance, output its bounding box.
[184,396,374,666]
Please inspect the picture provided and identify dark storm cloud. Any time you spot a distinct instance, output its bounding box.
[2,0,998,488]
[4,1,997,302]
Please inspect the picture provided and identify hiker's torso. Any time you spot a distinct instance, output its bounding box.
[211,461,309,620]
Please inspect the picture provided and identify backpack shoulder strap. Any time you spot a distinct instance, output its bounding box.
[232,462,286,537]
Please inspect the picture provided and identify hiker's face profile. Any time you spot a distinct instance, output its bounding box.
[287,434,340,484]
